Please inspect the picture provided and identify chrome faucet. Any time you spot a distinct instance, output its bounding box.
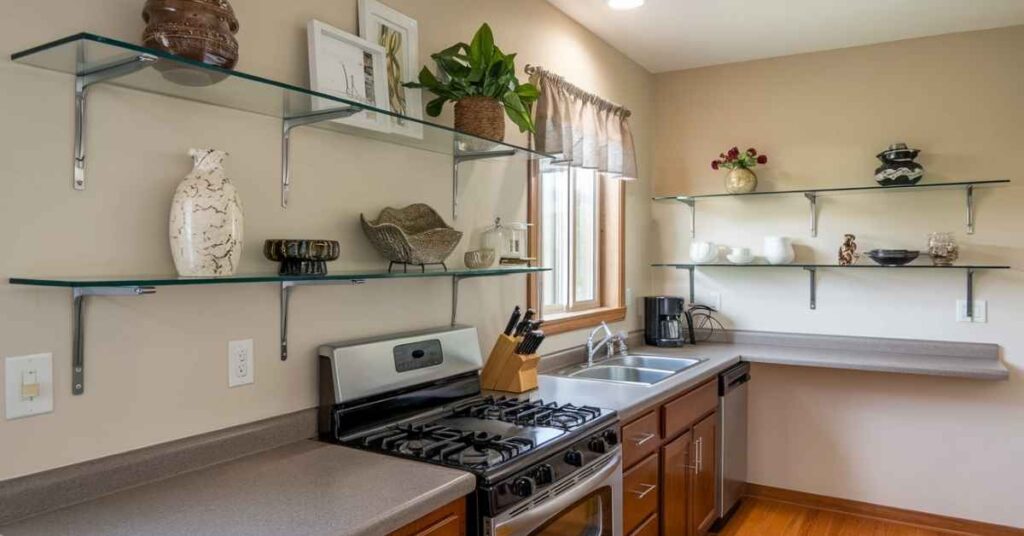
[586,322,629,366]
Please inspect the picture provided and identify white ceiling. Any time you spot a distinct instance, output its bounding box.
[546,0,1024,73]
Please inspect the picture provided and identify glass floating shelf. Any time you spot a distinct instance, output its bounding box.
[11,33,556,209]
[11,266,549,395]
[653,179,1010,238]
[652,179,1010,201]
[653,262,1009,315]
[9,266,548,288]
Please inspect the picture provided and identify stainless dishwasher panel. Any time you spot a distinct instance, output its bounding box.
[717,362,750,522]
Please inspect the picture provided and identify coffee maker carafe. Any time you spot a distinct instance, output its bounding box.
[645,296,695,346]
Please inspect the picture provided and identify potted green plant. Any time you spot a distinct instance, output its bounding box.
[405,23,539,142]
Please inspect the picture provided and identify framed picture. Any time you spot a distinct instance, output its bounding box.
[307,19,390,133]
[358,0,423,139]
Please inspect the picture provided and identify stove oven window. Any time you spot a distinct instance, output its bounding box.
[527,487,613,535]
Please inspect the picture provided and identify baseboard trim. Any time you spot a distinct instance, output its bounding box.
[744,484,1023,536]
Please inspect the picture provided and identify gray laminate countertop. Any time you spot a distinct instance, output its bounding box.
[535,339,1007,422]
[0,440,476,536]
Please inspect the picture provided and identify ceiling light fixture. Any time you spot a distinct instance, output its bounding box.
[607,0,644,10]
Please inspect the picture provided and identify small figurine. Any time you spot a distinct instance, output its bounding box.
[839,234,858,266]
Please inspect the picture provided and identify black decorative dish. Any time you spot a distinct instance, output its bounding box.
[263,239,340,275]
[866,249,920,266]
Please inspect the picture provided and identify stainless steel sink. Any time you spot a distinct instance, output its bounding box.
[600,355,703,373]
[552,354,707,386]
[569,366,674,384]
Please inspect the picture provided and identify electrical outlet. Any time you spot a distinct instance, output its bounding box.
[5,353,53,420]
[228,339,254,387]
[956,300,987,323]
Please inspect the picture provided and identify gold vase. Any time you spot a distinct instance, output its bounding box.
[725,168,757,194]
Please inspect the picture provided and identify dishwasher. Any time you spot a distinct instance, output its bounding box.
[717,362,751,524]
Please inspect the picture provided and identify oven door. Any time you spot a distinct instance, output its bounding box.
[486,451,623,536]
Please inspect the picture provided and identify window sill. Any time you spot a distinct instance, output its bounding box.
[541,307,627,336]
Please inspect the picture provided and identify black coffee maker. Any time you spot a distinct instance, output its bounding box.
[645,296,695,346]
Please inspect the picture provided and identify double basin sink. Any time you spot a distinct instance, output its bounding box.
[550,354,705,386]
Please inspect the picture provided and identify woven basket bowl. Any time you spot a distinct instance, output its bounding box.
[360,204,463,265]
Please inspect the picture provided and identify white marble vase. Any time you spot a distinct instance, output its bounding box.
[169,149,244,276]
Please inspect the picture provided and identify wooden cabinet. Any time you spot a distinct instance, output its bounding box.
[617,378,721,536]
[691,412,718,535]
[623,453,661,534]
[389,497,466,536]
[621,410,660,468]
[630,513,659,536]
[660,431,692,536]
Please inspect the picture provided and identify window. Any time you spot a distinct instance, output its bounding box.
[529,161,625,334]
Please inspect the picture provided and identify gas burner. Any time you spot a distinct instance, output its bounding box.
[443,432,534,469]
[455,397,603,431]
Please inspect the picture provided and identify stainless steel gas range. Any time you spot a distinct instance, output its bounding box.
[318,325,622,536]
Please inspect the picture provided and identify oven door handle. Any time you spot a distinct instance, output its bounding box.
[494,451,622,535]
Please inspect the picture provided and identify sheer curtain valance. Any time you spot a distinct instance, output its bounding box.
[527,65,637,181]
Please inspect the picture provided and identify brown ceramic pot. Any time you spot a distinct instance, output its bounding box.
[142,0,240,86]
[454,96,506,142]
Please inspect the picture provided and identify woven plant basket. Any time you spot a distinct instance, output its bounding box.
[455,96,505,142]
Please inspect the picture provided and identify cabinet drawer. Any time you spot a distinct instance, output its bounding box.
[662,379,717,439]
[629,513,658,536]
[621,411,660,469]
[623,453,660,534]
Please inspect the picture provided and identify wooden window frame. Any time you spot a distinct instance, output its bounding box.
[527,161,627,336]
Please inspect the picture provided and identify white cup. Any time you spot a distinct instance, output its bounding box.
[689,241,718,263]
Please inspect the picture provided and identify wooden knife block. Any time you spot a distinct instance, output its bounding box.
[481,334,540,393]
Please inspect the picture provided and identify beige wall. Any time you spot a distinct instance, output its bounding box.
[653,26,1024,527]
[0,0,654,479]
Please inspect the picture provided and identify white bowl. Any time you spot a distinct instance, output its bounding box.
[689,242,718,263]
[727,250,755,264]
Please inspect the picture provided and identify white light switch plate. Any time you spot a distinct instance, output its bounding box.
[228,339,254,387]
[956,300,987,323]
[5,353,54,420]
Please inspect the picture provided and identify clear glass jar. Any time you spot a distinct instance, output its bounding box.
[483,218,529,260]
[927,232,959,266]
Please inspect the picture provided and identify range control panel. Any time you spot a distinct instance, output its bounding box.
[393,339,444,372]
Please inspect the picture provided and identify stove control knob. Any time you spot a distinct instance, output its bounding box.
[534,464,555,485]
[512,476,536,498]
[602,429,619,446]
[588,437,608,454]
[564,448,584,467]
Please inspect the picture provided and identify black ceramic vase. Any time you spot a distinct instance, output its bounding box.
[874,143,923,186]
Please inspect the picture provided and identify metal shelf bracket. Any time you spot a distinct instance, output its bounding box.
[804,192,818,237]
[675,265,696,303]
[966,185,976,235]
[680,199,696,238]
[451,147,517,220]
[279,279,366,360]
[280,106,362,208]
[803,267,817,310]
[965,268,976,321]
[74,53,158,190]
[71,286,155,395]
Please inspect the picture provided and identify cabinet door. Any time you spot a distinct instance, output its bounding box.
[389,497,466,536]
[691,412,718,535]
[623,453,660,534]
[660,430,692,536]
[630,513,659,536]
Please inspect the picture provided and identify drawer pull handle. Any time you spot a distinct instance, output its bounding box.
[631,432,656,446]
[696,437,703,473]
[629,483,657,499]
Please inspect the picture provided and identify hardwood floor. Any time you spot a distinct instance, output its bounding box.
[714,498,959,536]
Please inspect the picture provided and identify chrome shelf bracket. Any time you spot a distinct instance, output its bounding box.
[966,268,975,321]
[74,53,158,190]
[71,286,155,395]
[680,199,696,238]
[280,106,362,208]
[676,265,696,303]
[803,267,817,310]
[451,147,517,220]
[279,279,365,360]
[966,185,976,235]
[804,192,818,237]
